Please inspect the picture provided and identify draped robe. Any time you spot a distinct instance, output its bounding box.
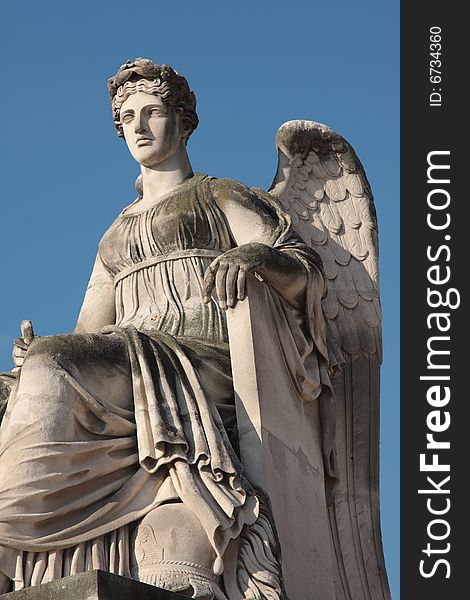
[0,174,331,591]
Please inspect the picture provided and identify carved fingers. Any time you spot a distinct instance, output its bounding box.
[12,320,35,372]
[203,261,248,309]
[203,243,269,309]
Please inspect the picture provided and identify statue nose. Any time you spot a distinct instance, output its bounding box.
[134,114,146,134]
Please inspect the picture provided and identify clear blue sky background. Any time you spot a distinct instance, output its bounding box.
[0,2,399,597]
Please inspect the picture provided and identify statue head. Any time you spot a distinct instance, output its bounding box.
[108,58,198,143]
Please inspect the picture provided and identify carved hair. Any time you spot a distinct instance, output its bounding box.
[108,58,198,141]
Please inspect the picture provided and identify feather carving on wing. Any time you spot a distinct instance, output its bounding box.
[269,120,381,369]
[267,120,390,600]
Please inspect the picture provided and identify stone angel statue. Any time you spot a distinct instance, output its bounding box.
[0,59,389,600]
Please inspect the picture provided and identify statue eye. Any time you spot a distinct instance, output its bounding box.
[121,113,134,124]
[149,108,162,117]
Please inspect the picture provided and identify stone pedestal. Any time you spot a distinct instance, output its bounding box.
[1,571,186,599]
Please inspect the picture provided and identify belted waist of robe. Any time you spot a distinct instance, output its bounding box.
[113,248,222,286]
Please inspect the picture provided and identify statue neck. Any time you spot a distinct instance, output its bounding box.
[140,146,193,204]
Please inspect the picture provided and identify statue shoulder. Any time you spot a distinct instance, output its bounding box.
[209,177,250,198]
[209,177,278,218]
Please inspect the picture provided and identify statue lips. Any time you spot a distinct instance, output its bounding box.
[136,136,153,146]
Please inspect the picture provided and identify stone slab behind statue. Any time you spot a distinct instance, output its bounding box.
[1,571,187,600]
[227,278,336,600]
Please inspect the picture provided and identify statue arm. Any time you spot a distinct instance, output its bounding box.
[75,252,116,333]
[207,179,319,310]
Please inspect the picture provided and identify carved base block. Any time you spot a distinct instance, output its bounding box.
[1,570,187,599]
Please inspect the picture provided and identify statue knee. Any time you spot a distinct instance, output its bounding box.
[26,335,70,364]
[15,335,79,398]
[23,334,94,374]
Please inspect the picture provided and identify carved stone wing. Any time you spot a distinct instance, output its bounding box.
[268,120,390,600]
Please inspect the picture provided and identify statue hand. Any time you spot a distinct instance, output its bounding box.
[12,320,35,373]
[203,243,272,309]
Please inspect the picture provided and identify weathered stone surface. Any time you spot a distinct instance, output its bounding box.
[227,277,336,600]
[1,571,186,599]
[0,58,390,600]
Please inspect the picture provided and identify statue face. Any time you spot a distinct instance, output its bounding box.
[120,91,185,168]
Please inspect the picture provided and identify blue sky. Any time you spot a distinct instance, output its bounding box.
[0,1,399,596]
